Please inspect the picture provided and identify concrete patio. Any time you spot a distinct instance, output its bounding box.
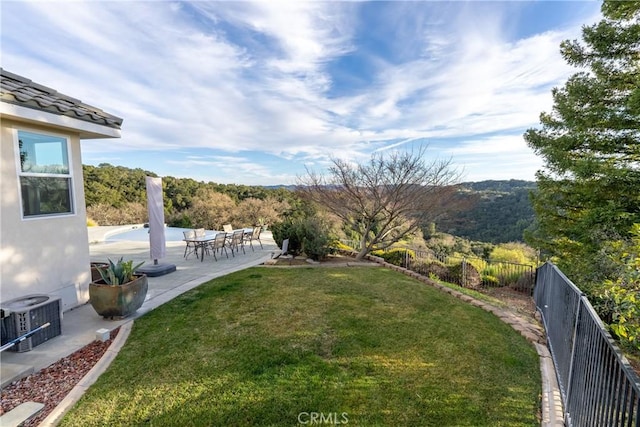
[1,225,279,388]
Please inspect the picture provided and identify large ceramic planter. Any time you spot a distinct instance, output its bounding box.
[89,274,148,319]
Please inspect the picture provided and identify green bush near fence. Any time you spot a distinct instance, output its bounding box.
[494,267,525,287]
[413,259,449,281]
[482,275,500,287]
[371,248,415,266]
[592,224,640,351]
[414,255,533,290]
[448,261,482,288]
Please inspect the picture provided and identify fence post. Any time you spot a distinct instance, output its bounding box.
[462,257,467,287]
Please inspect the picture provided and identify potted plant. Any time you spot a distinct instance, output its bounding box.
[89,257,147,319]
[90,261,109,282]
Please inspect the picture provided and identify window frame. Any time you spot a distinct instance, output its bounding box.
[14,128,76,220]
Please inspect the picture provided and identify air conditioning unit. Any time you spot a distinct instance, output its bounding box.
[1,294,63,352]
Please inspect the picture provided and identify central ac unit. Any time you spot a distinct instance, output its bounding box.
[1,294,63,352]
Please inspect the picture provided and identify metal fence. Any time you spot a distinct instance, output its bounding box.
[535,262,640,427]
[365,246,536,294]
[410,251,535,294]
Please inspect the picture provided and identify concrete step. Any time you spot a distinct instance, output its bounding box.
[0,402,44,427]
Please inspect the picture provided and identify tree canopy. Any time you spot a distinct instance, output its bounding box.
[436,181,536,243]
[524,0,640,287]
[297,146,460,260]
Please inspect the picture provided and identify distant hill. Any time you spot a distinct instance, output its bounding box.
[460,179,536,192]
[270,180,538,244]
[436,180,537,243]
[82,164,536,244]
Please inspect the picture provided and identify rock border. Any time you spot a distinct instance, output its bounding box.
[37,322,134,426]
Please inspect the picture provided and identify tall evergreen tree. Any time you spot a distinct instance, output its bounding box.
[524,1,640,287]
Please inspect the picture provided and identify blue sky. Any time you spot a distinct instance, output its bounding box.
[1,1,602,185]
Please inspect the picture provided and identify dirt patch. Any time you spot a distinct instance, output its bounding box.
[482,286,537,322]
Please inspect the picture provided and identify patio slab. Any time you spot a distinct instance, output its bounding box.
[0,228,277,388]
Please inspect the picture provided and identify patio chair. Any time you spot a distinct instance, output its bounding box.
[194,228,210,258]
[222,223,234,245]
[229,229,245,256]
[271,238,289,259]
[208,232,229,261]
[183,230,198,259]
[246,226,263,251]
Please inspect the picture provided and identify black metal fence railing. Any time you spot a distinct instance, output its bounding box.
[408,251,536,294]
[359,245,536,294]
[535,262,640,427]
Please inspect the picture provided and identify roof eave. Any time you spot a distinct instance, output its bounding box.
[0,102,121,139]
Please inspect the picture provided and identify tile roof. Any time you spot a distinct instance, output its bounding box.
[0,68,123,129]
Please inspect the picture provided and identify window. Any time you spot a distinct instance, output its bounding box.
[17,130,74,217]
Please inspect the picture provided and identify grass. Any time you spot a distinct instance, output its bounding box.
[61,267,541,426]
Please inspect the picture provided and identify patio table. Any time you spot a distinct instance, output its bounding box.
[183,233,217,262]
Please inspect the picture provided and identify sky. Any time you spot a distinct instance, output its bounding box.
[1,1,602,186]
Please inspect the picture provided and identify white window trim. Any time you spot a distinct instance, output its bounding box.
[14,127,77,220]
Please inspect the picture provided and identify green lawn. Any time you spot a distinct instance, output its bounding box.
[61,267,541,426]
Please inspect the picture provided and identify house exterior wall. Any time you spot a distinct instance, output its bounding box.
[1,118,91,311]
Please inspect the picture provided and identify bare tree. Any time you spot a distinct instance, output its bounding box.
[298,146,461,260]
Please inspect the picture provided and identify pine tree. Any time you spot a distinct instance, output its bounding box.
[524,1,640,287]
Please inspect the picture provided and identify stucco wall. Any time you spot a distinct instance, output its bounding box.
[1,119,91,311]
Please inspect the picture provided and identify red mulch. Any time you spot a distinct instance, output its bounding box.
[0,328,118,426]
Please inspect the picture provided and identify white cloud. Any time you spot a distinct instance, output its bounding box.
[1,1,602,185]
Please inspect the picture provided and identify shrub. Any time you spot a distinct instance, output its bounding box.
[87,202,147,226]
[490,243,537,266]
[329,240,354,253]
[482,275,500,287]
[497,269,524,287]
[270,216,332,260]
[186,190,235,230]
[448,261,481,289]
[482,265,499,278]
[371,248,415,267]
[593,224,640,350]
[167,212,193,228]
[270,220,304,257]
[302,218,331,261]
[413,260,449,281]
[490,247,528,265]
[596,284,640,350]
[466,257,488,273]
[514,271,535,294]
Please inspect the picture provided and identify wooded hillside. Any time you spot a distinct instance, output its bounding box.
[436,180,536,243]
[83,164,535,244]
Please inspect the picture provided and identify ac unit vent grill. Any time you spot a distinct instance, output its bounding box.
[1,294,62,352]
